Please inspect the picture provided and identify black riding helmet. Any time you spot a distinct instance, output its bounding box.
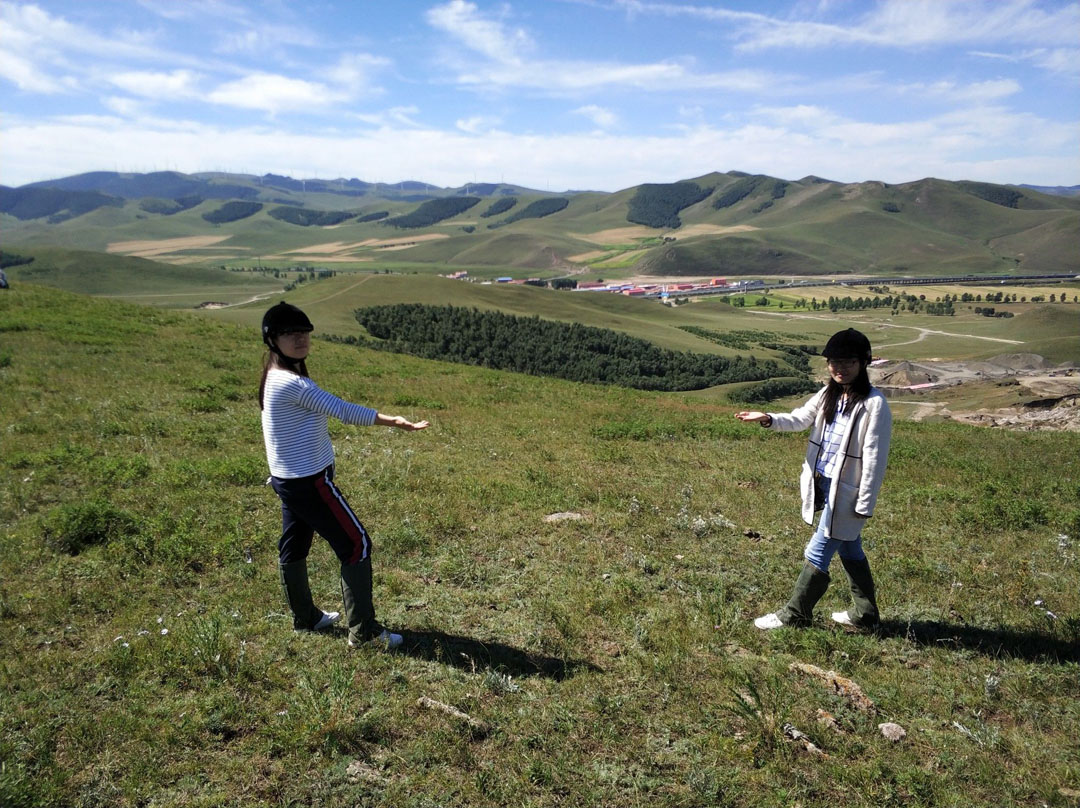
[822,328,872,362]
[262,301,313,354]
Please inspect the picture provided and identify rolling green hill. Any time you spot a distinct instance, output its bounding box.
[1,284,1078,807]
[4,170,1077,277]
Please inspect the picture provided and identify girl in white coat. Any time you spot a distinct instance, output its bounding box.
[736,328,891,629]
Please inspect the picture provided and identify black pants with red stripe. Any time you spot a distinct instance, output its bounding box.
[270,465,372,565]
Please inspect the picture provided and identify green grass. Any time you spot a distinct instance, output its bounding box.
[1,283,1079,807]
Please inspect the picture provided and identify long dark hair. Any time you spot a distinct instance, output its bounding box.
[821,361,872,424]
[259,350,309,410]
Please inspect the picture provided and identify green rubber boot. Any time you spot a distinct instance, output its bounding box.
[837,558,879,628]
[279,560,326,631]
[340,557,379,646]
[775,562,831,627]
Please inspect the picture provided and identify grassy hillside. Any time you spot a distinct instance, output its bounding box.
[1,284,1078,807]
[0,246,280,306]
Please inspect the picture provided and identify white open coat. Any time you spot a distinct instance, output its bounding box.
[767,386,892,541]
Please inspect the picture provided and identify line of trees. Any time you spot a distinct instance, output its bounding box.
[342,303,788,391]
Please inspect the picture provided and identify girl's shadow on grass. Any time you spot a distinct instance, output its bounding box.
[394,629,602,681]
[877,619,1079,663]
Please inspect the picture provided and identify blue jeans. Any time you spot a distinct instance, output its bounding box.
[804,476,866,572]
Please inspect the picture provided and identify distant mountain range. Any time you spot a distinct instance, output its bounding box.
[2,170,1078,277]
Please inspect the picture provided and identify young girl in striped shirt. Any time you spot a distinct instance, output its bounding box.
[260,301,429,648]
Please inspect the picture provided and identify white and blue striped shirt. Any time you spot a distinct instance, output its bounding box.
[262,368,377,478]
[815,398,852,480]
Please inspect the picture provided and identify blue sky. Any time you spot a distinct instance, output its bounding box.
[1,0,1077,191]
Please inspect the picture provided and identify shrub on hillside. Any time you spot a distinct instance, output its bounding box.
[202,201,263,224]
[383,197,481,228]
[626,182,712,229]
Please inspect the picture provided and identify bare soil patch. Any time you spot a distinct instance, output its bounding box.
[874,357,1080,431]
[671,223,758,239]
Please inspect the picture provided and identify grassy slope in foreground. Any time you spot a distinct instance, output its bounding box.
[1,284,1078,807]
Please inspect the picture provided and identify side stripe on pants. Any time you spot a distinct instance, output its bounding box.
[314,470,371,564]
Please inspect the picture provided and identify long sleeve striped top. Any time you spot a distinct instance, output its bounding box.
[261,368,377,478]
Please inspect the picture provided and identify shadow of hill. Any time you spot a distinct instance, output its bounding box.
[396,629,603,680]
[878,619,1079,664]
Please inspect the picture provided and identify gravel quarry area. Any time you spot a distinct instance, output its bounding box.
[871,353,1080,431]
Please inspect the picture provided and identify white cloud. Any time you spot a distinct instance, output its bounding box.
[573,105,618,128]
[103,96,144,117]
[426,0,533,64]
[326,53,391,93]
[207,73,346,114]
[0,50,66,93]
[108,69,202,99]
[456,115,502,134]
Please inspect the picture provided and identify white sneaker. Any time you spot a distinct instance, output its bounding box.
[348,628,404,649]
[831,610,854,626]
[313,611,341,631]
[375,629,403,649]
[753,613,784,630]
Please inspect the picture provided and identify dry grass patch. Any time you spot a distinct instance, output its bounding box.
[107,235,235,257]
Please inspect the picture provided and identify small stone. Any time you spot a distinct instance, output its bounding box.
[878,722,906,741]
[543,511,586,523]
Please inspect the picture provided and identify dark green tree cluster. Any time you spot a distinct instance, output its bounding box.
[202,201,263,224]
[713,175,767,210]
[490,198,569,228]
[383,197,481,228]
[268,206,354,226]
[626,182,712,228]
[957,181,1024,209]
[550,278,578,290]
[348,303,785,391]
[0,250,34,269]
[139,195,202,215]
[881,201,902,213]
[481,197,518,218]
[728,377,820,405]
[356,210,389,223]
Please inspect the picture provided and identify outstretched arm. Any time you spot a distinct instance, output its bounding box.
[375,413,429,431]
[735,411,772,427]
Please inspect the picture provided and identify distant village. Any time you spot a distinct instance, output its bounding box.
[443,270,764,300]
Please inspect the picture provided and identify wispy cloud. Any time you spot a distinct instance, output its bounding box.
[108,69,203,100]
[614,0,1080,57]
[426,0,788,95]
[574,105,618,128]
